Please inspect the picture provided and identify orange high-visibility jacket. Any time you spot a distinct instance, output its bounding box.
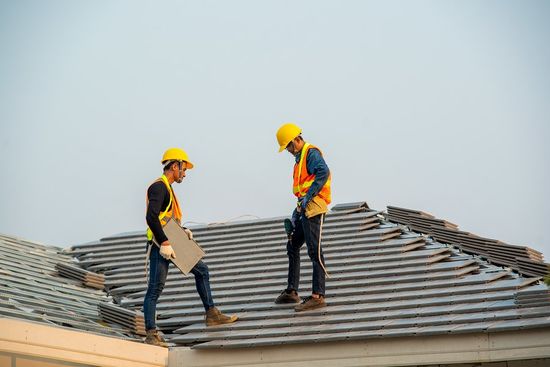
[292,143,331,205]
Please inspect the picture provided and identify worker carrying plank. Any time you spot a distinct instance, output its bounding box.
[143,148,237,346]
[274,123,332,312]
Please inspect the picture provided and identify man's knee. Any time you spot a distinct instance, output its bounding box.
[194,261,210,279]
[306,246,317,261]
[147,282,165,301]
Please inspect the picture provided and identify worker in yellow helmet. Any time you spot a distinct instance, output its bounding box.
[275,123,332,312]
[143,148,237,346]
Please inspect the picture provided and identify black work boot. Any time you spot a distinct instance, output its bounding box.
[295,295,326,312]
[275,289,301,304]
[144,329,168,347]
[205,307,238,326]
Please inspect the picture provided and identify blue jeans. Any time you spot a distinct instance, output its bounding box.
[286,212,326,296]
[143,244,214,330]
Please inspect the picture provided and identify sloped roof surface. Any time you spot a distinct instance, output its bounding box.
[65,202,550,349]
[0,233,142,339]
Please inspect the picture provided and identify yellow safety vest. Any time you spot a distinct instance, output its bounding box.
[146,175,182,241]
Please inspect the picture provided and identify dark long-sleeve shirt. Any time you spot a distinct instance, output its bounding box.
[146,180,172,244]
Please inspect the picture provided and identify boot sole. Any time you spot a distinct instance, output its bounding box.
[206,315,238,327]
[144,340,168,348]
[295,302,327,312]
[275,298,301,304]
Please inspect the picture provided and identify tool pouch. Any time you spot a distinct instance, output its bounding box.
[305,195,328,218]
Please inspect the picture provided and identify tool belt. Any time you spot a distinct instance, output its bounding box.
[304,195,328,218]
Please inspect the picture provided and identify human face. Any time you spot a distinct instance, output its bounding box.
[286,137,303,155]
[174,162,187,183]
[285,138,297,155]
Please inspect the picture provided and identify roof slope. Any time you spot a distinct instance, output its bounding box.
[0,233,144,339]
[65,202,550,349]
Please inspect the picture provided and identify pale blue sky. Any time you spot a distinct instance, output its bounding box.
[1,1,549,258]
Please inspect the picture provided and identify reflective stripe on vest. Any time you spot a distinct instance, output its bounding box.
[146,174,182,241]
[292,143,332,205]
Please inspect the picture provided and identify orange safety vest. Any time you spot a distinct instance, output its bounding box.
[293,143,331,205]
[146,174,182,241]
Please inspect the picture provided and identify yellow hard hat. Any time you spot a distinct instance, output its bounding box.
[161,147,194,169]
[276,123,302,152]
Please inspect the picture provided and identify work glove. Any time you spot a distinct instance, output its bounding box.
[183,228,193,240]
[296,199,303,213]
[159,243,176,260]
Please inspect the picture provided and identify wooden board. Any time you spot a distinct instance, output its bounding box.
[154,218,205,275]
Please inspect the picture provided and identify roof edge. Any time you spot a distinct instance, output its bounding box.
[169,328,550,367]
[0,318,168,367]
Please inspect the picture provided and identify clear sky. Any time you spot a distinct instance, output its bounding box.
[1,1,549,259]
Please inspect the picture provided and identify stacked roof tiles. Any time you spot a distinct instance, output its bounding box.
[55,262,105,289]
[63,202,550,349]
[386,206,549,277]
[98,302,146,335]
[0,234,143,340]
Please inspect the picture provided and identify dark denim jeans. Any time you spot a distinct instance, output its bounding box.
[143,244,214,330]
[286,212,326,296]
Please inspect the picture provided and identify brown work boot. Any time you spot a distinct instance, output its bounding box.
[295,295,326,312]
[144,329,168,347]
[275,289,301,304]
[205,307,238,326]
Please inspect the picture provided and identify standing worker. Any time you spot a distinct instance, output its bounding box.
[274,123,331,312]
[144,148,237,346]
